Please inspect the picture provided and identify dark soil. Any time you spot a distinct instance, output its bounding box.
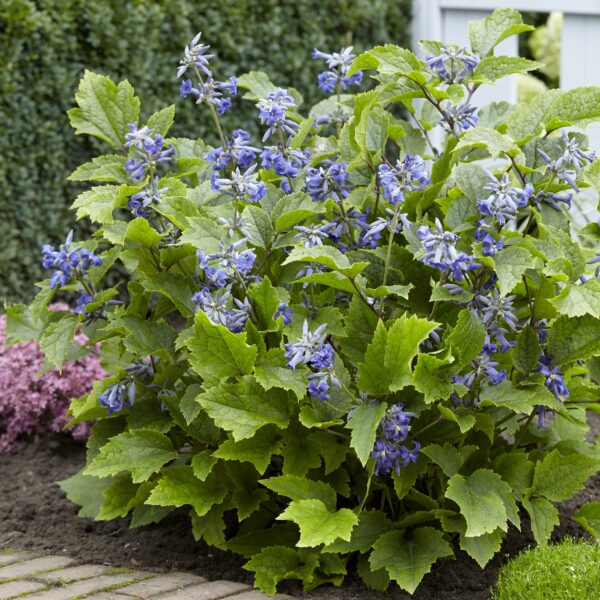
[1,416,598,600]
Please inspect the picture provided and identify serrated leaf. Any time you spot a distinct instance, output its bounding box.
[68,155,128,183]
[548,315,600,364]
[58,472,109,519]
[260,474,337,510]
[479,381,558,413]
[453,163,490,202]
[146,465,227,517]
[357,315,438,396]
[349,45,422,77]
[472,56,541,83]
[460,528,503,568]
[513,325,541,373]
[84,429,177,483]
[147,105,175,136]
[39,314,78,370]
[454,127,520,159]
[254,362,307,400]
[447,309,486,368]
[283,245,367,277]
[446,469,512,537]
[243,205,273,249]
[215,427,281,473]
[346,403,387,467]
[325,510,393,554]
[190,451,218,482]
[97,473,139,520]
[468,8,533,58]
[493,246,532,296]
[422,443,465,477]
[506,89,564,142]
[574,502,600,539]
[414,354,464,404]
[551,279,600,319]
[68,71,140,147]
[438,406,476,433]
[178,216,224,252]
[248,277,279,331]
[494,452,534,499]
[197,378,290,441]
[272,192,321,232]
[370,528,453,594]
[522,496,559,544]
[530,450,599,502]
[277,499,358,547]
[186,310,256,383]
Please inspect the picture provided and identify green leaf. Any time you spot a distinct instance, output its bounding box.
[4,304,46,343]
[215,427,282,473]
[325,510,393,554]
[197,378,290,441]
[178,216,224,252]
[186,310,256,383]
[479,381,558,413]
[297,271,357,294]
[244,546,319,595]
[445,469,512,537]
[68,71,140,147]
[283,245,367,277]
[468,8,533,58]
[146,465,227,517]
[453,163,490,202]
[272,192,321,232]
[414,354,464,404]
[237,71,303,106]
[506,89,564,142]
[447,309,486,368]
[84,430,177,484]
[370,528,453,595]
[551,279,600,319]
[115,315,177,355]
[346,402,387,467]
[39,313,78,370]
[147,105,175,137]
[494,452,534,499]
[260,474,337,510]
[190,451,218,481]
[357,315,438,396]
[473,56,540,84]
[530,450,599,502]
[522,496,559,544]
[58,472,109,519]
[68,155,128,183]
[422,443,466,477]
[125,216,162,248]
[248,277,279,332]
[574,502,600,539]
[454,127,520,159]
[243,205,273,249]
[460,528,503,569]
[548,315,600,364]
[255,361,307,401]
[97,473,139,520]
[438,406,476,433]
[493,247,533,296]
[355,104,388,153]
[545,86,600,130]
[141,272,196,318]
[513,325,541,374]
[349,45,422,77]
[277,499,358,547]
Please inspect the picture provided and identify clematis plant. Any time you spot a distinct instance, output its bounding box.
[7,8,600,596]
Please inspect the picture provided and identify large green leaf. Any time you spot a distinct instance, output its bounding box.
[39,313,78,371]
[186,310,257,383]
[260,474,337,510]
[454,127,520,159]
[548,315,600,364]
[446,309,486,368]
[574,502,600,539]
[214,428,282,473]
[479,381,559,413]
[357,315,438,396]
[445,469,513,537]
[522,496,559,544]
[146,465,227,517]
[277,499,358,547]
[346,403,387,467]
[551,279,600,319]
[493,246,533,296]
[512,325,541,374]
[58,472,110,519]
[84,430,177,483]
[468,8,533,58]
[472,56,540,83]
[197,378,290,441]
[370,528,453,594]
[68,71,140,147]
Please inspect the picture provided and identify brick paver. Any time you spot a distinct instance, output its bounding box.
[0,549,299,599]
[0,579,46,599]
[0,555,75,580]
[117,572,206,597]
[153,580,249,599]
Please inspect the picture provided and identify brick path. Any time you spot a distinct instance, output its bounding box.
[0,549,294,600]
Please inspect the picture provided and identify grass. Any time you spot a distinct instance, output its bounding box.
[491,538,600,600]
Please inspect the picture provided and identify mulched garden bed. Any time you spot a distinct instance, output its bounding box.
[1,414,598,600]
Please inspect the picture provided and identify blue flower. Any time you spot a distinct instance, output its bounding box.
[73,292,93,315]
[442,102,478,136]
[212,164,266,202]
[285,320,329,369]
[99,382,134,415]
[315,107,350,128]
[206,129,260,171]
[425,46,479,83]
[477,172,530,226]
[308,376,330,400]
[312,46,362,93]
[417,219,479,281]
[371,439,400,476]
[305,161,350,202]
[378,155,430,205]
[125,124,174,181]
[293,222,336,248]
[452,353,507,390]
[197,238,257,280]
[127,177,167,218]
[192,286,250,332]
[256,89,298,142]
[274,302,292,325]
[479,231,504,256]
[472,288,518,332]
[536,354,569,401]
[179,75,237,114]
[559,130,595,171]
[177,32,214,78]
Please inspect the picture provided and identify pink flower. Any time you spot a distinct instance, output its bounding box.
[0,304,106,453]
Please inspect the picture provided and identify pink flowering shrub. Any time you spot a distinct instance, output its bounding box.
[0,305,106,452]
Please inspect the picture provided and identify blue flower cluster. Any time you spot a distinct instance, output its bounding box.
[378,155,430,205]
[442,102,478,137]
[417,219,479,281]
[124,123,174,181]
[425,46,480,84]
[178,33,237,114]
[312,47,363,94]
[306,160,351,202]
[193,239,257,332]
[533,352,570,427]
[99,381,134,415]
[370,403,420,476]
[207,129,258,171]
[127,176,167,218]
[212,165,266,203]
[42,231,102,289]
[285,321,339,400]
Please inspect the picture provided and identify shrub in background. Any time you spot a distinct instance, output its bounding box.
[0,305,105,452]
[8,8,600,596]
[0,0,411,303]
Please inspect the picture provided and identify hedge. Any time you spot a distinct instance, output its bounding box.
[0,0,411,303]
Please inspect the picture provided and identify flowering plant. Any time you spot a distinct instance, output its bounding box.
[8,8,600,594]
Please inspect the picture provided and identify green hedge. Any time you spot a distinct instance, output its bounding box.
[0,0,411,303]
